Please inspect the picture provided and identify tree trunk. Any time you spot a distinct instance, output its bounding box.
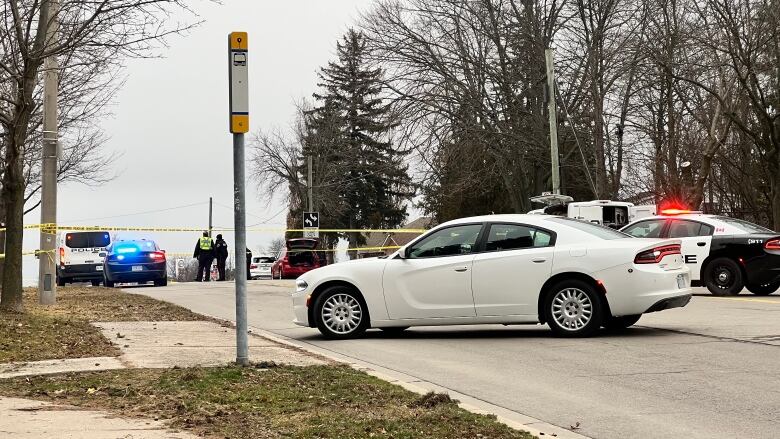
[347,231,360,260]
[1,64,39,313]
[0,202,5,293]
[0,152,27,313]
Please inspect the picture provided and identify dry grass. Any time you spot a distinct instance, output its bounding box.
[0,365,537,439]
[22,287,206,322]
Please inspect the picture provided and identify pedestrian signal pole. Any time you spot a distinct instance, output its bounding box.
[228,31,249,366]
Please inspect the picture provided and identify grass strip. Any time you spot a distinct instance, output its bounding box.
[0,287,209,363]
[0,365,536,439]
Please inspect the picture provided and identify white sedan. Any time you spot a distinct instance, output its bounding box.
[293,214,692,338]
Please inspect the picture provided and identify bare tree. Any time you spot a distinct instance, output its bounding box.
[266,237,285,256]
[0,0,200,312]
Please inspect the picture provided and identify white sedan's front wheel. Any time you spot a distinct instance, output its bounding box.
[545,280,603,337]
[314,286,368,339]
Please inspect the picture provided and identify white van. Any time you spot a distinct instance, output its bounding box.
[532,200,657,229]
[56,231,111,286]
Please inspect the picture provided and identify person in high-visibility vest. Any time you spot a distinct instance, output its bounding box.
[193,231,215,282]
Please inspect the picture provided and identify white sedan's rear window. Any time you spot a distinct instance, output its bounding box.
[547,217,629,240]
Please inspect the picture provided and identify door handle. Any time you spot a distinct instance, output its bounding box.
[532,258,547,263]
[454,267,468,272]
[697,242,706,247]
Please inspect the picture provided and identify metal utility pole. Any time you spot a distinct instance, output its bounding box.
[228,32,249,366]
[39,0,60,305]
[307,155,313,211]
[208,197,213,237]
[545,48,561,196]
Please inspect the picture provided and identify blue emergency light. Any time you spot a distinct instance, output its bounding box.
[116,246,138,254]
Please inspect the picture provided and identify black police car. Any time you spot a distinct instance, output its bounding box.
[103,239,168,287]
[622,210,780,295]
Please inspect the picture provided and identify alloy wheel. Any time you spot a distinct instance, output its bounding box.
[321,293,363,335]
[551,287,593,331]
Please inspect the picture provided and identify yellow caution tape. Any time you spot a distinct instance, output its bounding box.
[5,245,401,260]
[5,224,426,234]
[0,249,55,259]
[0,223,57,233]
[165,246,402,258]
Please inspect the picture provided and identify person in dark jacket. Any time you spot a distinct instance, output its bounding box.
[193,232,215,282]
[246,247,253,280]
[214,234,229,281]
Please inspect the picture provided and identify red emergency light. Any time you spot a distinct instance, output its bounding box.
[660,208,693,215]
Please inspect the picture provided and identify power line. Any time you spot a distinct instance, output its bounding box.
[554,78,598,197]
[61,201,208,223]
[248,206,287,227]
[211,200,287,225]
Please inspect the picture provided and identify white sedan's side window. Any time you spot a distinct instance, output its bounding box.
[408,224,483,258]
[485,224,552,251]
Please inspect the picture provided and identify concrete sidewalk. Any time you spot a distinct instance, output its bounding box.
[94,320,324,368]
[0,318,324,438]
[1,320,324,380]
[0,397,198,439]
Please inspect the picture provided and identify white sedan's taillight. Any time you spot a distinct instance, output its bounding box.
[635,244,681,264]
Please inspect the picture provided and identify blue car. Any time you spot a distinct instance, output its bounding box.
[103,239,167,287]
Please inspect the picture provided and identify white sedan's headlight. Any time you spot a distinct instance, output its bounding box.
[296,279,308,292]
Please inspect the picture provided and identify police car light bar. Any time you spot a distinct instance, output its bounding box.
[660,209,703,215]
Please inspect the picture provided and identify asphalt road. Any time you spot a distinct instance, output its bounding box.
[134,281,780,439]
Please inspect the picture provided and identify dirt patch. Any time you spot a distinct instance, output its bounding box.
[0,365,536,439]
[0,312,118,363]
[23,287,208,322]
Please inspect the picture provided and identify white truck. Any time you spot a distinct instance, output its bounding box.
[530,200,657,229]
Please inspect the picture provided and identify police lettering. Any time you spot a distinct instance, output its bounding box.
[684,255,697,264]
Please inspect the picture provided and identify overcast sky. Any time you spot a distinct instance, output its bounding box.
[22,0,372,284]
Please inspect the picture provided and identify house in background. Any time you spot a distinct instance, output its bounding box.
[356,217,433,259]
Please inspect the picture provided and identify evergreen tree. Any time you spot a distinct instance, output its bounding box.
[305,29,413,253]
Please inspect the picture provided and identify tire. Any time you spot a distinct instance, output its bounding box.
[154,277,168,287]
[104,277,114,288]
[746,282,779,296]
[703,258,743,296]
[57,277,66,287]
[91,280,101,287]
[544,279,603,337]
[603,314,641,331]
[379,326,409,334]
[313,286,368,339]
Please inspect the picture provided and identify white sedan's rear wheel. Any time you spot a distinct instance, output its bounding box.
[545,280,603,337]
[314,286,368,339]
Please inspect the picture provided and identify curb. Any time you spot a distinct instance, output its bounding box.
[249,325,592,439]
